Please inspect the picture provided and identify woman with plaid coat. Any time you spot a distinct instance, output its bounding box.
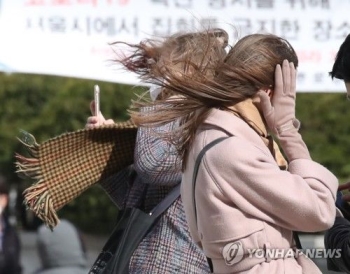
[86,28,229,273]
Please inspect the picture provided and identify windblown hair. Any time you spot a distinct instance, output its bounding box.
[330,34,350,82]
[126,33,299,169]
[112,28,229,100]
[129,33,298,169]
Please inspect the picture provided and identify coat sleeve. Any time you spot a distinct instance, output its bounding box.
[324,216,350,273]
[98,165,134,209]
[99,117,181,204]
[205,136,338,232]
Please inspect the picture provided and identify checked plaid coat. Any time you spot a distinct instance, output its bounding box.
[100,122,210,273]
[16,114,210,273]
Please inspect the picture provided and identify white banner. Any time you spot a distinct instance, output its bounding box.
[0,0,349,92]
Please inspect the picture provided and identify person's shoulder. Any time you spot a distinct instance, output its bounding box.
[202,134,270,162]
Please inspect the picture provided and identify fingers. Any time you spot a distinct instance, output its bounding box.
[104,119,115,125]
[87,100,113,128]
[282,60,290,96]
[276,60,296,97]
[98,110,106,122]
[339,182,350,202]
[342,193,350,203]
[87,100,107,128]
[85,117,98,129]
[339,181,350,191]
[289,62,296,97]
[274,63,283,97]
[256,90,272,113]
[90,100,95,116]
[86,117,113,128]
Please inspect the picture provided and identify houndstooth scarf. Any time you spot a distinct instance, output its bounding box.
[15,120,137,229]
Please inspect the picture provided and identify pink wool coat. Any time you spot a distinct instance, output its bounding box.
[181,109,338,274]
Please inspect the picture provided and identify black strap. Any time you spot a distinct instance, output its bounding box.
[126,164,180,217]
[150,183,181,217]
[293,231,302,249]
[192,137,229,273]
[192,137,230,227]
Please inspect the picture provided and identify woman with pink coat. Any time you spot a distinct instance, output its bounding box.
[129,33,339,273]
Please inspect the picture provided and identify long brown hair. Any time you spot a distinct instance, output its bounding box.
[111,28,229,99]
[129,33,298,170]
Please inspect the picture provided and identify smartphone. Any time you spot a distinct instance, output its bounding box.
[94,84,100,116]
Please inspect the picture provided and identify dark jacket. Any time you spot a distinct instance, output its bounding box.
[0,218,22,274]
[324,191,350,273]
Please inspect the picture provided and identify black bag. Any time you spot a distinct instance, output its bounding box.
[89,184,180,274]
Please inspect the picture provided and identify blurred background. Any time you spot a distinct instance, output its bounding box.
[0,73,144,273]
[1,0,350,273]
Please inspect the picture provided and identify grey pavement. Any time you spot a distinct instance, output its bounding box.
[20,230,344,274]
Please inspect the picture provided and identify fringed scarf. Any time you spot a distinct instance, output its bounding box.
[227,98,288,169]
[15,120,137,229]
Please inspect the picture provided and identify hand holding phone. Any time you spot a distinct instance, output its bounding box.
[86,85,114,128]
[94,84,100,116]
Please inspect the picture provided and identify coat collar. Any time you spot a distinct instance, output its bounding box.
[203,108,268,149]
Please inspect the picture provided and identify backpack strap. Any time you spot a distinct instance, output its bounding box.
[150,183,180,217]
[191,136,230,273]
[192,137,230,227]
[293,232,302,249]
